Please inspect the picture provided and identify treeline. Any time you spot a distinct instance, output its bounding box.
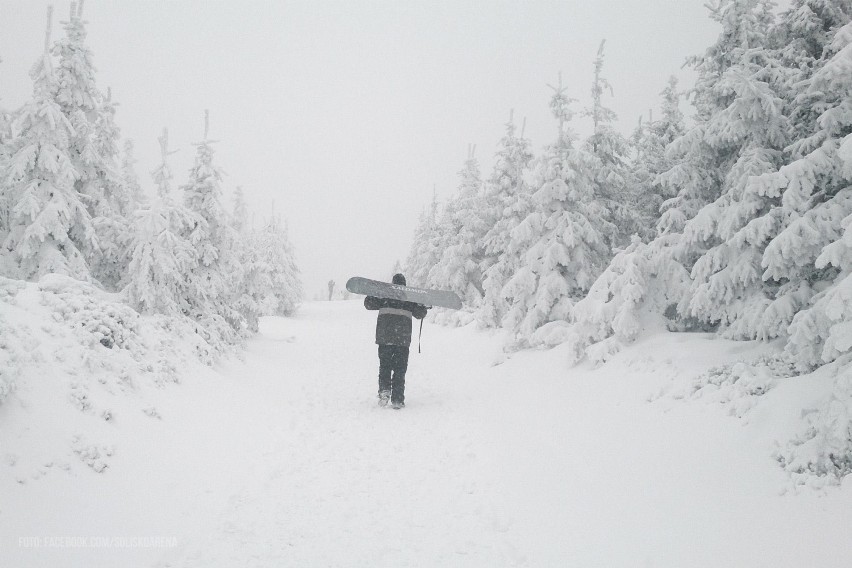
[0,4,302,350]
[406,0,852,374]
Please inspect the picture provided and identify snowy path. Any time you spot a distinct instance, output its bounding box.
[154,301,851,568]
[159,301,524,567]
[5,300,852,567]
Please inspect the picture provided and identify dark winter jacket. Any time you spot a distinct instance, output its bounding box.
[364,296,428,346]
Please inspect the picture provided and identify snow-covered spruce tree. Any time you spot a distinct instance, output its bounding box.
[122,139,147,210]
[231,186,248,233]
[391,259,403,278]
[777,27,852,480]
[565,78,690,364]
[1,7,97,281]
[181,111,244,343]
[278,219,303,314]
[124,128,194,315]
[655,76,687,160]
[87,87,135,288]
[405,188,442,288]
[151,127,177,199]
[476,110,534,328]
[654,2,775,238]
[230,189,276,332]
[53,4,132,288]
[125,197,195,316]
[428,145,487,316]
[777,189,852,483]
[0,61,12,242]
[748,2,852,356]
[628,77,686,238]
[770,19,852,370]
[664,0,794,340]
[233,229,273,332]
[502,75,616,345]
[584,40,635,245]
[255,213,302,317]
[92,89,130,216]
[743,2,852,487]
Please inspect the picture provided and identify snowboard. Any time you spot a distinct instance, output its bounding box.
[346,277,462,310]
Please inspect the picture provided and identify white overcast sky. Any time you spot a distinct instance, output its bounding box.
[1,0,732,296]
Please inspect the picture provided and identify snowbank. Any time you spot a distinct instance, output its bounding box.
[0,274,214,480]
[668,345,852,487]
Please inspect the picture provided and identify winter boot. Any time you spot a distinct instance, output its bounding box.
[378,390,391,407]
[391,400,405,410]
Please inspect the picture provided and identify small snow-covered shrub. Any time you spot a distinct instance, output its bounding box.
[147,313,220,373]
[777,361,852,486]
[432,307,477,328]
[0,325,19,403]
[0,276,26,302]
[685,356,796,418]
[529,320,574,349]
[71,435,114,473]
[0,277,39,404]
[38,274,143,354]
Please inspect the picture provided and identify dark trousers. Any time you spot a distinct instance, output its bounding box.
[378,345,410,404]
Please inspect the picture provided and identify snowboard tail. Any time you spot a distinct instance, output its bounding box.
[346,277,462,310]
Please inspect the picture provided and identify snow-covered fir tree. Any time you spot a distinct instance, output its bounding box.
[660,0,790,339]
[124,197,195,316]
[502,76,616,344]
[766,17,852,368]
[275,219,303,315]
[568,77,691,363]
[151,127,177,199]
[256,212,302,317]
[428,145,487,312]
[1,7,96,281]
[405,188,441,288]
[53,4,131,288]
[655,76,687,160]
[229,189,279,333]
[122,139,147,210]
[476,110,534,328]
[584,40,634,245]
[746,1,852,348]
[231,186,248,233]
[654,0,768,237]
[628,76,685,239]
[771,11,852,480]
[124,127,194,315]
[391,259,403,278]
[92,88,130,217]
[232,227,275,332]
[53,2,101,188]
[0,57,13,240]
[181,111,243,341]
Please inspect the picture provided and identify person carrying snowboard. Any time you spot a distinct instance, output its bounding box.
[364,273,428,409]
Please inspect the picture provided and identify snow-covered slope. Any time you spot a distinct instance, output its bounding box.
[2,299,851,567]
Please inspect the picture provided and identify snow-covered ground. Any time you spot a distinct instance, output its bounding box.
[2,299,852,568]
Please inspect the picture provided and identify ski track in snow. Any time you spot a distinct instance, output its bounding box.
[3,300,852,567]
